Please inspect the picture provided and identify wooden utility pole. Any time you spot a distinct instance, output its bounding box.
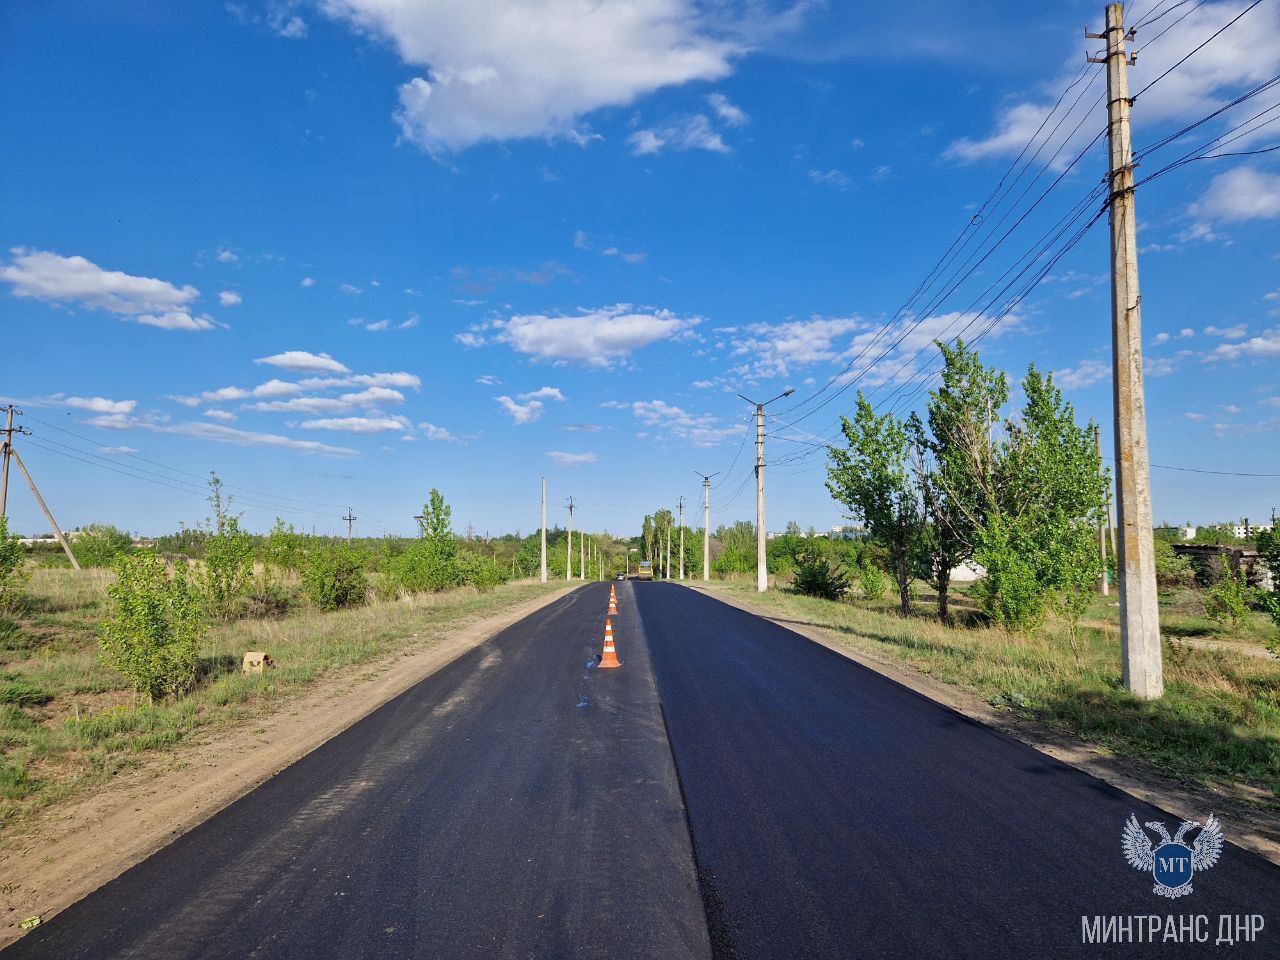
[696,471,718,582]
[677,496,686,580]
[565,497,574,582]
[342,508,356,545]
[0,404,16,520]
[540,477,547,583]
[1094,425,1108,596]
[10,448,80,569]
[1090,2,1163,698]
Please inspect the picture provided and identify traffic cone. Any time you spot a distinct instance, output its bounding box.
[598,618,621,669]
[609,583,617,601]
[608,593,618,615]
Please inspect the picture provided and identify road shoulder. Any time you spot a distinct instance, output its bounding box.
[0,584,576,946]
[685,582,1280,868]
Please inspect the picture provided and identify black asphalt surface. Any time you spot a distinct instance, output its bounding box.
[7,583,707,960]
[7,580,1280,959]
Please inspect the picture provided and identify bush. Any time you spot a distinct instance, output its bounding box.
[301,545,369,611]
[1204,556,1249,630]
[456,552,508,592]
[792,551,850,601]
[1153,538,1195,590]
[100,553,204,702]
[386,540,461,593]
[72,524,133,568]
[857,560,887,601]
[243,572,293,619]
[0,516,27,615]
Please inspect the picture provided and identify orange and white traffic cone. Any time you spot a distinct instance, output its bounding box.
[607,593,618,615]
[598,618,621,669]
[609,583,617,601]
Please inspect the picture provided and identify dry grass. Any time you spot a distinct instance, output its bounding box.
[0,567,571,829]
[704,580,1280,802]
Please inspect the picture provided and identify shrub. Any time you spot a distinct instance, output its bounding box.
[72,524,133,568]
[1204,556,1249,630]
[197,472,254,619]
[0,516,28,615]
[100,553,204,702]
[456,552,508,591]
[243,572,293,618]
[792,551,850,601]
[301,545,369,610]
[857,560,887,601]
[1153,538,1196,589]
[386,540,461,593]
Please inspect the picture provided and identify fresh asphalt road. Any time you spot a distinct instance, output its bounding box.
[8,581,1280,959]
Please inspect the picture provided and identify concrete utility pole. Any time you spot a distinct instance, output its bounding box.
[343,508,356,546]
[1094,426,1108,596]
[580,533,585,581]
[10,448,79,569]
[665,521,671,579]
[565,497,574,582]
[740,389,794,593]
[677,496,686,580]
[0,404,17,520]
[696,471,718,582]
[1089,2,1162,698]
[540,477,548,583]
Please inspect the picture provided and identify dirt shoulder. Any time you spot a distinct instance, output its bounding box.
[687,582,1280,868]
[0,583,575,945]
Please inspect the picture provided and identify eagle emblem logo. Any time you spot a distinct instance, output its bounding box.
[1122,813,1224,899]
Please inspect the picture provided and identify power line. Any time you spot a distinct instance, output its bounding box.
[1131,0,1268,102]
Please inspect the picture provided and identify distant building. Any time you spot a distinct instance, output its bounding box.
[829,525,868,541]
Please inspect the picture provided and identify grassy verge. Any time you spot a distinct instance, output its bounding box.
[702,579,1280,802]
[1,568,571,830]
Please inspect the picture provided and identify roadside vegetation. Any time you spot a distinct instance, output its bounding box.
[688,341,1279,801]
[0,484,571,829]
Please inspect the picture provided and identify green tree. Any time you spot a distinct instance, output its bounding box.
[0,517,27,615]
[198,472,254,619]
[827,392,923,616]
[973,366,1107,633]
[712,521,756,576]
[1255,530,1280,629]
[72,524,134,568]
[1203,556,1249,630]
[417,488,455,550]
[99,553,204,701]
[301,544,369,610]
[910,339,1009,621]
[792,549,849,601]
[262,518,304,575]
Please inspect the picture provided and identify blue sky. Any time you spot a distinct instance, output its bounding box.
[2,0,1278,539]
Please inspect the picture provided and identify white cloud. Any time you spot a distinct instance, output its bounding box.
[1,248,215,331]
[340,386,405,405]
[460,303,698,367]
[59,395,137,415]
[1190,166,1280,224]
[219,290,242,306]
[1205,323,1247,339]
[299,415,413,434]
[169,395,201,408]
[547,450,597,466]
[807,168,852,191]
[559,422,602,432]
[253,378,303,398]
[573,230,591,250]
[476,374,502,385]
[729,316,865,378]
[518,386,565,402]
[495,395,544,424]
[1053,358,1110,390]
[201,386,251,402]
[613,398,746,447]
[1206,327,1280,361]
[251,396,352,414]
[215,248,239,264]
[1185,412,1207,422]
[339,282,363,296]
[89,414,357,457]
[320,0,739,155]
[948,2,1280,164]
[97,445,138,455]
[300,276,315,287]
[418,421,460,442]
[255,350,349,373]
[203,408,238,422]
[628,113,730,155]
[1151,332,1171,346]
[706,92,749,127]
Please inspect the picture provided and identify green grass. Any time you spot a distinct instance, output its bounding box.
[705,580,1280,802]
[0,567,572,829]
